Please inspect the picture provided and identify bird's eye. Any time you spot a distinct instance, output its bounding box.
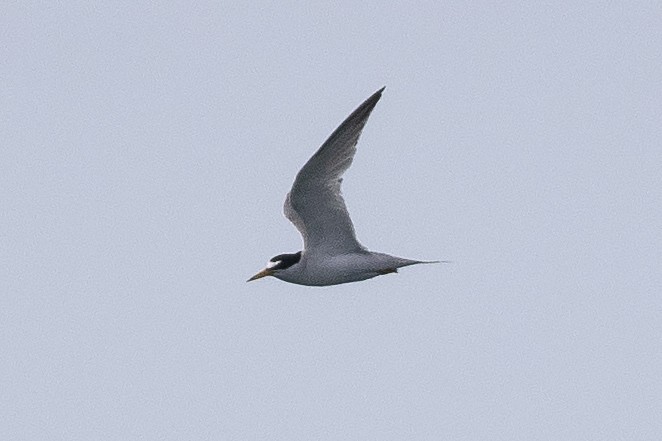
[267,260,280,269]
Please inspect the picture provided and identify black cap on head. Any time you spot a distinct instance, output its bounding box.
[269,251,302,270]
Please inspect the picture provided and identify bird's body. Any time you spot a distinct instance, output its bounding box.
[248,88,440,286]
[274,251,429,286]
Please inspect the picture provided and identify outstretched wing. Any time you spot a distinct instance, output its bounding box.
[284,87,384,256]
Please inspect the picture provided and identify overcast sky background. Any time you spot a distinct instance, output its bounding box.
[2,2,661,440]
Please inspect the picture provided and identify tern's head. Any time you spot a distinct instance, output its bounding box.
[247,251,302,282]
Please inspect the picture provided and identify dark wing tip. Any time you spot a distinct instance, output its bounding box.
[343,86,386,125]
[368,86,386,103]
[294,87,387,182]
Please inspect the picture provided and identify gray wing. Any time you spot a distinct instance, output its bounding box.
[284,87,385,256]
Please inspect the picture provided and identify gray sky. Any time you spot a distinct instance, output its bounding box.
[2,2,661,440]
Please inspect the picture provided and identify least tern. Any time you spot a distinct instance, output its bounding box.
[248,87,439,286]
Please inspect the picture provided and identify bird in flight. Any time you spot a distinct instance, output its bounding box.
[248,87,440,286]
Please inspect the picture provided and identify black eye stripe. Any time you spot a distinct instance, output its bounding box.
[269,251,302,269]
